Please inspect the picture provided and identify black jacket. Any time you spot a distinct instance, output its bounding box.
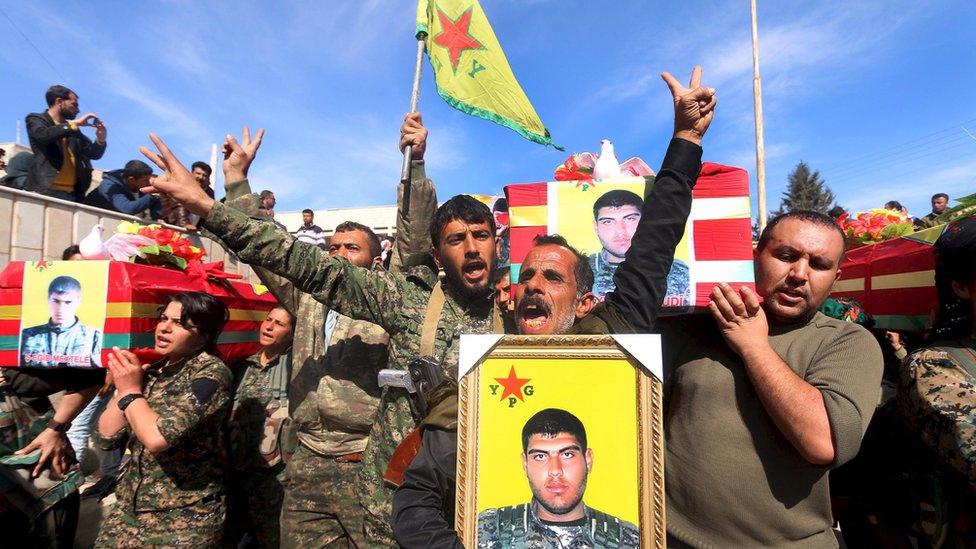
[24,111,106,200]
[390,138,702,547]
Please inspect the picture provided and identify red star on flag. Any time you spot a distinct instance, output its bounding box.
[495,366,531,402]
[35,260,49,271]
[433,7,483,72]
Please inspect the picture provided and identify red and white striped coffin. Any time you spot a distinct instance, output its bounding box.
[505,162,755,313]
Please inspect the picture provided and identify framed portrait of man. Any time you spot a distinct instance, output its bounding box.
[456,334,665,548]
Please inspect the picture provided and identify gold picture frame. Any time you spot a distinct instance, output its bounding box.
[455,334,665,548]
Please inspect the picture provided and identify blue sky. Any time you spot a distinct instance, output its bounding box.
[2,0,974,219]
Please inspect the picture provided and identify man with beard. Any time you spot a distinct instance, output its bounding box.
[25,85,107,201]
[391,66,715,547]
[476,408,639,548]
[136,112,504,545]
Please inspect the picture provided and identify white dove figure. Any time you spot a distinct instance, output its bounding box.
[78,225,156,261]
[593,139,622,180]
[78,226,108,259]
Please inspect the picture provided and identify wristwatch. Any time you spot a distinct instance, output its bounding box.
[46,419,71,433]
[117,393,146,411]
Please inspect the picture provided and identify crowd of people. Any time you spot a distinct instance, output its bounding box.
[0,65,973,549]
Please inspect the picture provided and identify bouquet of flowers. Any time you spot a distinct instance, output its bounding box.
[116,221,205,270]
[836,208,915,248]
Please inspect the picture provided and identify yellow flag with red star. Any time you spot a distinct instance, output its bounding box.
[416,0,558,148]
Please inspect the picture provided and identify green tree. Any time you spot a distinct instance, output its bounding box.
[771,161,837,216]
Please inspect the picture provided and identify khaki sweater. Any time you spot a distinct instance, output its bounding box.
[662,312,883,548]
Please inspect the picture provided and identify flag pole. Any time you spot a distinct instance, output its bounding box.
[400,37,427,183]
[750,0,768,231]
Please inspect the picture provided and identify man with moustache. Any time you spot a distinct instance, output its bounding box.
[136,111,504,545]
[392,66,715,547]
[197,121,434,546]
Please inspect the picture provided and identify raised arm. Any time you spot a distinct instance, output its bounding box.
[393,113,439,271]
[139,131,405,332]
[602,66,715,333]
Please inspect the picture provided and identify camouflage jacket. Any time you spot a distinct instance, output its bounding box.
[216,161,437,458]
[19,319,102,368]
[201,185,496,523]
[897,340,976,488]
[94,352,232,511]
[588,250,691,306]
[476,501,640,548]
[227,352,288,471]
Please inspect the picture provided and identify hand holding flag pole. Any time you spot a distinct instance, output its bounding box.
[400,37,427,186]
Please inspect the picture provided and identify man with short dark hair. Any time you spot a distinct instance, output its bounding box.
[392,66,716,547]
[295,208,326,249]
[24,85,107,201]
[20,276,102,368]
[477,408,639,547]
[918,193,950,229]
[663,209,883,546]
[142,112,501,543]
[84,160,162,219]
[589,189,691,304]
[185,120,438,546]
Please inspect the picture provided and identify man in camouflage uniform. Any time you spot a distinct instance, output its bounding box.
[894,342,976,546]
[476,408,639,549]
[225,306,294,548]
[587,189,691,305]
[93,349,232,547]
[213,116,441,546]
[20,275,102,367]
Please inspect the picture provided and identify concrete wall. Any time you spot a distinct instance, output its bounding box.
[0,186,258,283]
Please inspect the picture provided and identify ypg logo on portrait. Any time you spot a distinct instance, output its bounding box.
[489,366,535,407]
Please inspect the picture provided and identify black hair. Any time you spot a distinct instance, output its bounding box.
[522,408,587,453]
[884,200,904,211]
[757,210,846,254]
[592,189,643,220]
[530,234,594,298]
[260,190,274,200]
[430,195,496,247]
[932,193,949,202]
[122,160,153,178]
[334,220,382,258]
[162,292,229,357]
[302,208,314,215]
[190,161,212,176]
[827,205,846,219]
[929,217,976,342]
[61,245,81,260]
[45,85,75,107]
[48,275,81,296]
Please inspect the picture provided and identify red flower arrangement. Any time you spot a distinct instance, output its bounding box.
[116,221,205,270]
[836,208,915,248]
[554,154,595,183]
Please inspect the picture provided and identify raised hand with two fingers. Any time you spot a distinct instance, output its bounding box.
[661,65,717,145]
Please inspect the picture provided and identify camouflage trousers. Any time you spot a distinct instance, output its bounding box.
[358,463,396,547]
[94,498,225,548]
[280,444,367,547]
[225,463,286,548]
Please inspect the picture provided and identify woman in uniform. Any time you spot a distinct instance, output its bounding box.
[94,291,232,547]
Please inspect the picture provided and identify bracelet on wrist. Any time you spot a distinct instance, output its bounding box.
[117,393,146,411]
[46,419,71,433]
